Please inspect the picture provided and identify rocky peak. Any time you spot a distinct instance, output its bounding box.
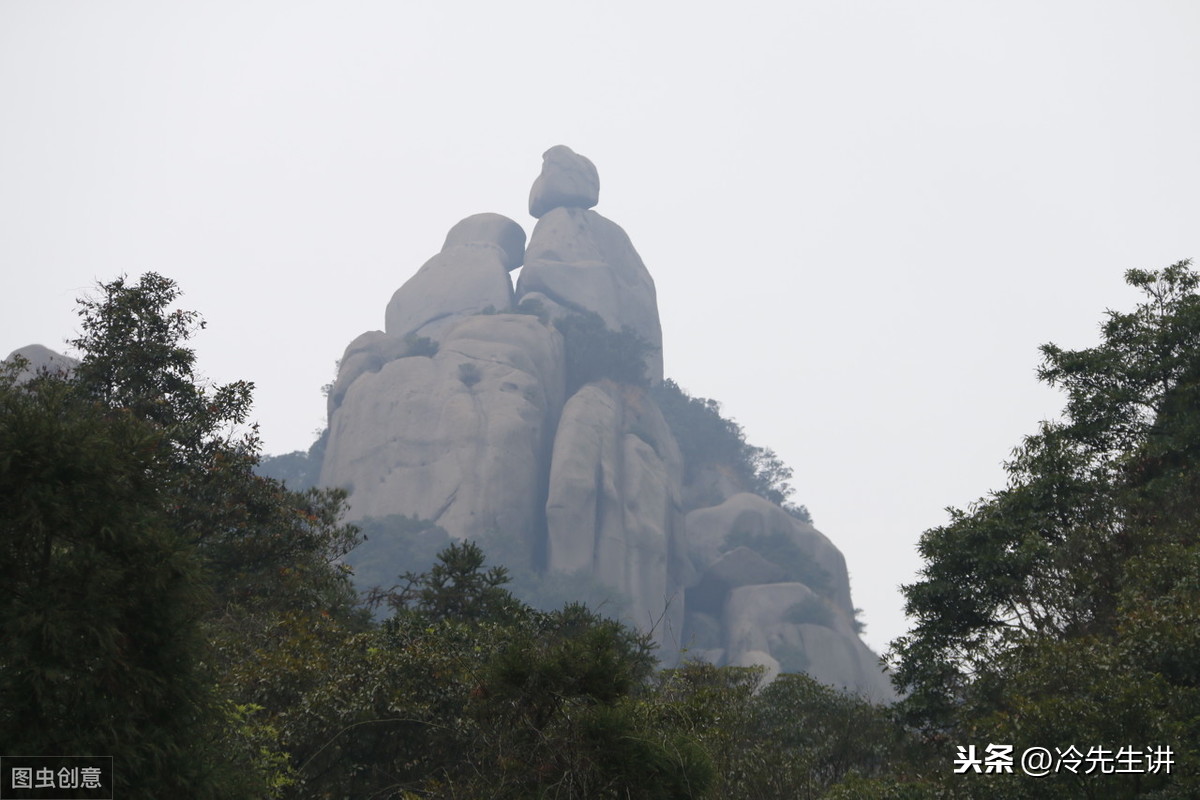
[528,144,600,219]
[3,345,78,383]
[309,148,892,697]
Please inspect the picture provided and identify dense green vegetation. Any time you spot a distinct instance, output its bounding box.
[7,261,1199,797]
[652,378,812,520]
[554,308,657,394]
[2,274,911,798]
[880,261,1200,797]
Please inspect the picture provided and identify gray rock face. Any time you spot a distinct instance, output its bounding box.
[687,546,787,616]
[4,344,78,381]
[320,313,564,555]
[545,380,688,652]
[528,145,600,219]
[686,492,854,619]
[385,214,522,342]
[517,207,664,382]
[681,492,892,698]
[443,212,526,271]
[326,331,412,418]
[315,148,891,698]
[723,583,894,700]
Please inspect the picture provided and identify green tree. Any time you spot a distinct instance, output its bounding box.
[44,273,363,793]
[555,310,657,394]
[652,378,811,520]
[387,539,519,622]
[0,364,266,797]
[468,602,708,799]
[890,261,1200,796]
[70,273,361,624]
[70,272,254,464]
[652,664,926,799]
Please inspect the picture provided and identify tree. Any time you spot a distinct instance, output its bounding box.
[555,310,657,394]
[652,378,811,520]
[71,272,253,463]
[0,363,266,797]
[382,539,519,622]
[889,261,1200,796]
[23,273,365,794]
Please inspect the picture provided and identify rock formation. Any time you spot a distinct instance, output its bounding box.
[3,344,78,382]
[313,146,893,698]
[544,380,690,642]
[321,313,564,555]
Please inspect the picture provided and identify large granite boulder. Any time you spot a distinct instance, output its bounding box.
[443,212,526,270]
[723,582,895,700]
[326,331,415,417]
[320,313,565,558]
[4,344,78,381]
[528,145,600,219]
[384,213,523,342]
[517,207,664,382]
[680,492,893,698]
[311,147,891,698]
[686,545,786,616]
[545,380,689,652]
[685,492,854,618]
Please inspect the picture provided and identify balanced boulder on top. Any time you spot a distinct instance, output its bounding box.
[528,145,600,219]
[384,213,524,343]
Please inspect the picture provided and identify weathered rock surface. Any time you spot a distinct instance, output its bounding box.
[4,344,78,381]
[528,145,600,218]
[686,546,786,616]
[685,492,854,618]
[678,492,894,697]
[384,214,522,342]
[309,147,892,697]
[722,582,894,700]
[517,207,664,381]
[545,380,689,652]
[326,331,412,417]
[320,313,564,557]
[443,212,526,271]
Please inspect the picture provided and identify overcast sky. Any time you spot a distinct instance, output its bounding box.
[4,1,1199,654]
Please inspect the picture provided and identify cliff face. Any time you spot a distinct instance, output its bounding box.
[317,146,894,699]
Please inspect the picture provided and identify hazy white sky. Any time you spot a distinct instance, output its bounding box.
[4,1,1199,653]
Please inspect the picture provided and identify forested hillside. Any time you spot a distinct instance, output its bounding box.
[4,260,1198,797]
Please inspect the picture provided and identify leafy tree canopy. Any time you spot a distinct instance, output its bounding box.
[888,261,1200,797]
[653,378,811,520]
[555,309,657,394]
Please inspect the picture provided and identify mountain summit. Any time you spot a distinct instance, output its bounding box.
[310,146,892,698]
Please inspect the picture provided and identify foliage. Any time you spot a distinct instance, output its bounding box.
[652,378,811,520]
[391,540,519,623]
[70,272,254,466]
[514,296,551,323]
[69,274,362,623]
[230,541,714,799]
[468,602,702,799]
[0,362,273,797]
[346,514,451,609]
[15,273,366,795]
[555,309,657,394]
[8,271,941,798]
[403,331,439,357]
[889,261,1200,797]
[255,428,327,491]
[653,664,922,799]
[457,361,482,387]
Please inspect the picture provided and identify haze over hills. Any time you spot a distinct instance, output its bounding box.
[259,146,894,698]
